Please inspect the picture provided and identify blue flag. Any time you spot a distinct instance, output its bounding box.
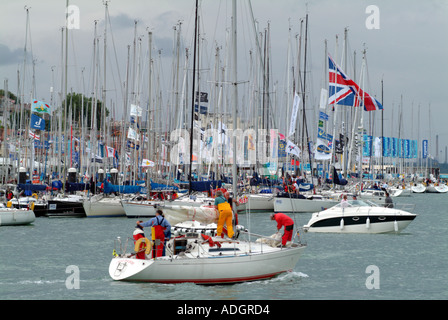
[30,114,45,130]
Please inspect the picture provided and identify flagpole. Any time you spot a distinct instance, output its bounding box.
[329,35,338,172]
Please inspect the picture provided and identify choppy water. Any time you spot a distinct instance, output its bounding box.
[1,193,447,301]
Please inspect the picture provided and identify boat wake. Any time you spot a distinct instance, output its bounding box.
[274,271,309,282]
[242,271,309,286]
[17,279,66,285]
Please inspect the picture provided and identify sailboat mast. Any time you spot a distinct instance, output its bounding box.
[188,0,199,194]
[121,45,131,182]
[18,6,31,179]
[102,0,109,171]
[231,0,238,196]
[381,78,384,177]
[146,30,152,192]
[63,0,69,190]
[301,14,313,181]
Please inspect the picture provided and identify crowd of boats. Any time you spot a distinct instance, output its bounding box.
[1,166,446,228]
[2,165,447,283]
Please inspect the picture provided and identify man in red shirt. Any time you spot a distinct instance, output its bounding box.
[270,213,294,246]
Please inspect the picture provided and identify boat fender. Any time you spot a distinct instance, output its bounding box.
[30,202,35,211]
[366,217,370,229]
[134,237,152,255]
[6,201,12,208]
[394,220,398,232]
[340,218,344,230]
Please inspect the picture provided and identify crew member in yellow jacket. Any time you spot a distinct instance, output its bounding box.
[214,190,234,238]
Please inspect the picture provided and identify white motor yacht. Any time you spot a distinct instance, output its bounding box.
[303,199,416,234]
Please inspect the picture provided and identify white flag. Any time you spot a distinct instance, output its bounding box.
[105,146,116,158]
[319,88,328,110]
[130,104,142,117]
[285,139,301,158]
[374,137,381,158]
[288,92,301,137]
[29,130,40,140]
[314,138,332,160]
[127,127,137,140]
[141,159,155,167]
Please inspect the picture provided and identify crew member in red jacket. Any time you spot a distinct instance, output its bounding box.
[133,221,147,259]
[270,213,294,246]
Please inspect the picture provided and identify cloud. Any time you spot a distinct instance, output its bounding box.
[0,43,23,66]
[103,13,136,30]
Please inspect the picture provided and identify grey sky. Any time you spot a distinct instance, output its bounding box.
[1,0,447,160]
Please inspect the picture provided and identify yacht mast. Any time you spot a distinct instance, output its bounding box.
[188,0,199,194]
[231,0,238,196]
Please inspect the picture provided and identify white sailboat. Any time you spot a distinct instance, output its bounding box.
[274,193,339,213]
[388,185,412,197]
[0,204,35,226]
[83,194,126,218]
[425,183,448,193]
[121,198,163,218]
[109,230,306,284]
[109,0,306,284]
[236,193,275,212]
[411,183,426,193]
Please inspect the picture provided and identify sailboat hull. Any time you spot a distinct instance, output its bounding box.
[84,197,126,218]
[0,209,35,226]
[274,197,338,213]
[121,200,162,218]
[237,194,274,212]
[46,200,86,217]
[425,184,448,193]
[411,184,426,193]
[109,242,305,284]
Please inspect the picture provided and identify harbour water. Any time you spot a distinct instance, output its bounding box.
[1,193,447,301]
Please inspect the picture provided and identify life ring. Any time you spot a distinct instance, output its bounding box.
[32,193,38,200]
[134,237,152,255]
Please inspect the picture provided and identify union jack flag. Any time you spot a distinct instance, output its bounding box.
[328,54,383,111]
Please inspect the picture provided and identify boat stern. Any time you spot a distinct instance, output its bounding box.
[109,257,154,281]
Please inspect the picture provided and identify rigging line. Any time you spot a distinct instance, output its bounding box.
[27,7,36,98]
[209,0,224,61]
[106,8,125,103]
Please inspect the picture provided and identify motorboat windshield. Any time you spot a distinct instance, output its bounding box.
[335,199,379,208]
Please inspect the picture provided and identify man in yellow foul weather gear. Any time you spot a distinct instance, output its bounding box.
[214,190,234,238]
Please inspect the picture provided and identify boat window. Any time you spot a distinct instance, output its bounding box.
[347,200,369,206]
